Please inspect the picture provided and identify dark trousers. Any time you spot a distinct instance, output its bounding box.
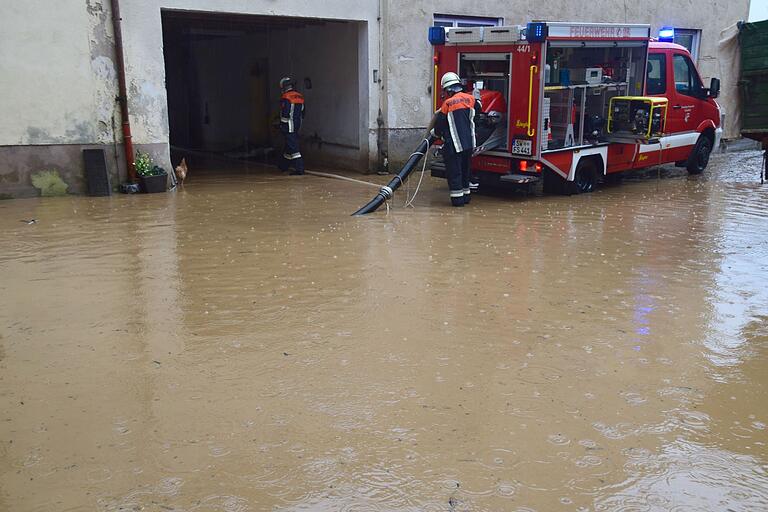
[445,148,471,205]
[279,130,304,174]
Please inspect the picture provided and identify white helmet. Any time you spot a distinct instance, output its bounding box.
[279,76,295,91]
[441,72,462,91]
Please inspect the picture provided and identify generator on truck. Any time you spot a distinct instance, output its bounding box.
[429,21,723,194]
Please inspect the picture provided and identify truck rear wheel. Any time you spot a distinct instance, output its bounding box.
[543,159,599,195]
[571,159,599,194]
[686,135,712,175]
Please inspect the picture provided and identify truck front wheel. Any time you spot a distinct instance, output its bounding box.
[686,135,712,175]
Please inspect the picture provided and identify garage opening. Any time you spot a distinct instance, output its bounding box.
[161,10,366,174]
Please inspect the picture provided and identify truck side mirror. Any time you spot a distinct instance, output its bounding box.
[709,77,720,98]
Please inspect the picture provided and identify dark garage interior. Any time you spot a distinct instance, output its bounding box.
[161,10,366,173]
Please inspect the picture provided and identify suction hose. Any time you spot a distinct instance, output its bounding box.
[352,115,438,216]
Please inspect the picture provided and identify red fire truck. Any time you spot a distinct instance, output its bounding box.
[429,21,723,194]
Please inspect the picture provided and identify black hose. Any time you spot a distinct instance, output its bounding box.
[352,136,435,215]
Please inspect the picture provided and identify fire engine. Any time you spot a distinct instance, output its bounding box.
[429,21,723,194]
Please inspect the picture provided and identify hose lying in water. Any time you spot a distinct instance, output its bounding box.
[352,134,436,216]
[304,170,381,189]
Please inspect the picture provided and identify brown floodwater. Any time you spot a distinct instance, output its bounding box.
[1,150,767,511]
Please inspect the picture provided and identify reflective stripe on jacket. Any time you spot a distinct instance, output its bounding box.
[280,90,305,133]
[435,92,482,153]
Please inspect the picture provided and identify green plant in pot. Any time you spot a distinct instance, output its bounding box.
[135,150,168,193]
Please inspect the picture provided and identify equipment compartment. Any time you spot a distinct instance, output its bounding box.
[543,43,647,150]
[459,52,511,151]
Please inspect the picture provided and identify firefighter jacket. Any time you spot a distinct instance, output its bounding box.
[435,92,482,153]
[280,90,305,133]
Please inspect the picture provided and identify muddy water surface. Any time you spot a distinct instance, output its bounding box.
[1,151,767,511]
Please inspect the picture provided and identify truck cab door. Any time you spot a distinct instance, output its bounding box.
[666,52,706,134]
[648,50,707,161]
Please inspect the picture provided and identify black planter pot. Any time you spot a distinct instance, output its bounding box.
[139,173,168,193]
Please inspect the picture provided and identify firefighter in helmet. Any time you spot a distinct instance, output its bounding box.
[433,72,482,206]
[278,77,305,175]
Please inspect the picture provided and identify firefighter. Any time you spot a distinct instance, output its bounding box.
[278,77,305,175]
[433,72,482,206]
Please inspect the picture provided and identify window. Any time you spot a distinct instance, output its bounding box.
[672,54,703,97]
[646,53,666,95]
[433,14,503,28]
[673,29,701,60]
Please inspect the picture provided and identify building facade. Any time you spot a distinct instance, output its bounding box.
[0,0,750,198]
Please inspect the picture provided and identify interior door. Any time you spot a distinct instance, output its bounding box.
[248,58,270,148]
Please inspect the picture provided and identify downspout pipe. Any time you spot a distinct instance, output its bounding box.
[110,0,135,182]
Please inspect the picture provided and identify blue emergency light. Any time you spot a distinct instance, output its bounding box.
[658,27,675,42]
[429,26,446,45]
[526,22,548,42]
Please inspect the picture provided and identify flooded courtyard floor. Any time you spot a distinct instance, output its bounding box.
[1,150,767,511]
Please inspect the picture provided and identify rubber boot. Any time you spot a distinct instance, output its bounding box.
[451,196,465,207]
[289,158,305,175]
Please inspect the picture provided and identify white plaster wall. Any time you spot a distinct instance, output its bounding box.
[288,23,361,148]
[384,0,751,130]
[0,1,117,146]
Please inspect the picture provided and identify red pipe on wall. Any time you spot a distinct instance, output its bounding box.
[110,0,136,182]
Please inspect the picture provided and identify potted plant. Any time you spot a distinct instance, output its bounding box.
[135,150,168,193]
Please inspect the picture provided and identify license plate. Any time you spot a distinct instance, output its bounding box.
[511,139,532,156]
